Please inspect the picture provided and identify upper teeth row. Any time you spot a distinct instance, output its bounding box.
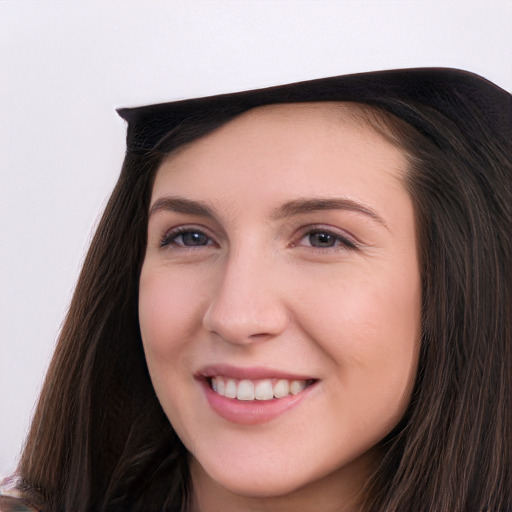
[211,376,308,401]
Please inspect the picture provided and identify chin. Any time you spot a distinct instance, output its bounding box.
[221,474,304,498]
[192,453,314,499]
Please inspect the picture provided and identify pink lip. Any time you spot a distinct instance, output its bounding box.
[197,363,315,381]
[196,365,318,425]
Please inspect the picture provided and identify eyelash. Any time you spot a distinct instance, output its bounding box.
[159,226,359,251]
[160,226,215,249]
[295,227,359,251]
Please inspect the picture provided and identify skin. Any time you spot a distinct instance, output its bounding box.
[139,103,421,512]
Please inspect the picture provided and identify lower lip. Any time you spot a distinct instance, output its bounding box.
[199,379,316,425]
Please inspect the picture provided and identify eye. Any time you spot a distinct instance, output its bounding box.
[160,227,214,248]
[307,231,338,248]
[298,228,358,250]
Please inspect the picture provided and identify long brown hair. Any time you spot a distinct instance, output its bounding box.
[354,101,511,511]
[16,88,511,510]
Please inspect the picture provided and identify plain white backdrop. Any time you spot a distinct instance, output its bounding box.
[1,0,511,477]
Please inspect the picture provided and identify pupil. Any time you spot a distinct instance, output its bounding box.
[182,232,207,246]
[310,232,334,247]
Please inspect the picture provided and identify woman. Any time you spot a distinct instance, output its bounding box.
[1,68,510,511]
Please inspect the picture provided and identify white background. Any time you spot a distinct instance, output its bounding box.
[1,0,511,477]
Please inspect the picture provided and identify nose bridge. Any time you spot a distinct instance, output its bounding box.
[202,241,289,344]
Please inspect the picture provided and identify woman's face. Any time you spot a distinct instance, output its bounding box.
[139,103,421,505]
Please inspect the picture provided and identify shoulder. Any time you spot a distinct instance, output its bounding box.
[0,495,39,512]
[0,476,39,512]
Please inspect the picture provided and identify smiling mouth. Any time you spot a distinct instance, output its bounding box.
[208,376,316,401]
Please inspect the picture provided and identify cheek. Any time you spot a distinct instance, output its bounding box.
[138,269,208,435]
[300,260,421,419]
[302,259,420,348]
[139,270,204,364]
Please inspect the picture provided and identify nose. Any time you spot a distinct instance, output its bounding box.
[202,250,290,345]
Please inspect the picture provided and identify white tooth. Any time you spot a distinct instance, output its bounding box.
[225,378,237,398]
[273,379,290,398]
[255,379,274,400]
[217,377,225,395]
[211,377,218,392]
[237,379,255,400]
[290,380,306,395]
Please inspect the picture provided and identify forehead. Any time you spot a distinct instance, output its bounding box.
[156,101,408,184]
[164,101,405,163]
[199,101,391,142]
[151,102,412,232]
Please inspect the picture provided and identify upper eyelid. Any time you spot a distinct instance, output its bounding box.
[160,225,218,246]
[160,222,216,236]
[294,224,359,243]
[165,224,212,234]
[296,232,358,251]
[155,222,361,248]
[149,213,225,240]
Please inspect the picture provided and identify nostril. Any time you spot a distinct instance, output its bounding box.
[201,266,290,345]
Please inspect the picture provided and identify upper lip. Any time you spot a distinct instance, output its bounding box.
[196,364,317,381]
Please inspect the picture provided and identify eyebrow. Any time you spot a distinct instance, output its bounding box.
[149,196,387,228]
[149,197,216,219]
[271,198,388,228]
